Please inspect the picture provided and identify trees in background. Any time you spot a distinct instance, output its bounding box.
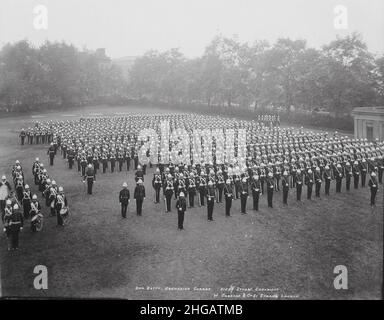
[0,41,125,111]
[0,33,383,122]
[129,33,383,117]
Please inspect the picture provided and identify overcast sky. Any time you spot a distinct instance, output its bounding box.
[0,0,383,59]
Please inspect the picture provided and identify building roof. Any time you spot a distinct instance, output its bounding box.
[352,107,384,116]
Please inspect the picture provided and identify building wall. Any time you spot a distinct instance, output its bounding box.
[353,114,384,141]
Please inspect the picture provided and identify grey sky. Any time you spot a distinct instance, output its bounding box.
[0,0,383,58]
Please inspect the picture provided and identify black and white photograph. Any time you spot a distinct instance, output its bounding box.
[0,0,383,303]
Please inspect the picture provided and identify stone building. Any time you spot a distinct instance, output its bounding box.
[351,107,384,141]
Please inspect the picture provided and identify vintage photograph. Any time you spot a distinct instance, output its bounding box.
[0,0,383,300]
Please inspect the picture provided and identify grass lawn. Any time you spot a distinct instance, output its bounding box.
[0,105,382,299]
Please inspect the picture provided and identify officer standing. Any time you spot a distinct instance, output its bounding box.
[83,164,96,195]
[368,172,379,207]
[224,179,233,216]
[206,181,215,221]
[119,182,130,218]
[134,179,146,216]
[175,192,187,230]
[47,142,55,166]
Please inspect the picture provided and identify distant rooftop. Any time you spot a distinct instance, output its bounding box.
[352,107,384,115]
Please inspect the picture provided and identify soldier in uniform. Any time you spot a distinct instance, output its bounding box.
[314,167,322,198]
[1,199,12,246]
[216,169,225,203]
[198,172,207,207]
[83,164,96,195]
[282,171,289,205]
[30,194,42,232]
[352,161,360,189]
[47,142,56,166]
[152,168,162,204]
[378,155,384,184]
[344,162,353,191]
[323,165,332,195]
[134,179,145,216]
[175,192,187,230]
[360,158,368,187]
[0,175,12,218]
[48,180,58,216]
[67,148,75,169]
[110,149,116,173]
[250,175,261,211]
[368,172,379,207]
[266,172,274,208]
[305,170,314,200]
[80,152,88,176]
[119,182,130,218]
[206,180,215,221]
[335,163,343,193]
[135,165,144,183]
[187,173,196,208]
[101,151,108,174]
[55,186,68,226]
[164,174,174,212]
[19,128,26,145]
[224,179,233,216]
[6,204,23,250]
[296,169,303,201]
[22,184,32,219]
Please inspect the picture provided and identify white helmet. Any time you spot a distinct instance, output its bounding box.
[52,180,56,185]
[35,157,39,161]
[13,204,19,210]
[1,175,6,180]
[25,184,29,189]
[32,194,37,200]
[122,182,128,188]
[58,186,64,192]
[179,192,185,197]
[6,199,12,205]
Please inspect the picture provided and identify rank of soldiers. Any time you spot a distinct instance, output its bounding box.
[12,113,383,232]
